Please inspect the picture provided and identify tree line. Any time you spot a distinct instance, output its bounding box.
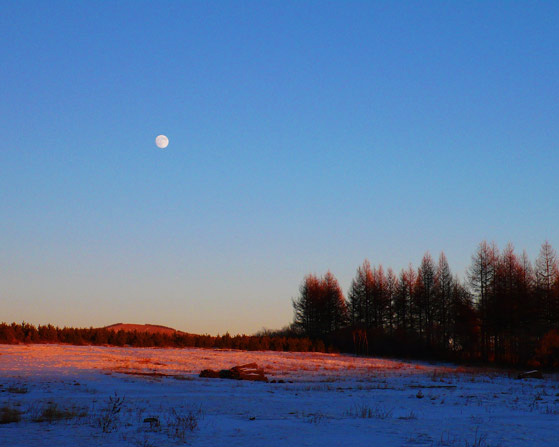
[0,322,329,353]
[292,241,559,367]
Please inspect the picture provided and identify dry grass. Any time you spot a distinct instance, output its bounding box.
[0,344,445,382]
[346,402,393,419]
[32,402,87,422]
[6,385,28,394]
[304,411,328,424]
[398,410,418,420]
[436,428,489,447]
[0,405,22,424]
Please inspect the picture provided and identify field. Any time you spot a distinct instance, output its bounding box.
[1,345,558,446]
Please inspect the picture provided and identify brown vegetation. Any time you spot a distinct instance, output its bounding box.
[0,405,22,424]
[32,402,86,422]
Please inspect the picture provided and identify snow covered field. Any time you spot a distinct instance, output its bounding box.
[1,344,558,446]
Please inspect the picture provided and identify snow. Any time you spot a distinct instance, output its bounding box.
[1,344,558,446]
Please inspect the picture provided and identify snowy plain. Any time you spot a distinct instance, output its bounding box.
[1,344,558,446]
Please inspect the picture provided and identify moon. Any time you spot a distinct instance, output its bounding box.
[155,135,169,149]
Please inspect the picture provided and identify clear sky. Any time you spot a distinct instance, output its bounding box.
[1,1,558,335]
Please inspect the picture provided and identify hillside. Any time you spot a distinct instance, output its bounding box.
[103,323,186,335]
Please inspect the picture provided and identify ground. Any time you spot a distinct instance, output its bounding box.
[1,344,558,446]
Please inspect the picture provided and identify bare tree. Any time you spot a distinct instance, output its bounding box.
[535,241,559,332]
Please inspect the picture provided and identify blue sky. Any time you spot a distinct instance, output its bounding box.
[1,1,558,334]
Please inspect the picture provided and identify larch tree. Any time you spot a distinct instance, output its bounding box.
[293,271,348,338]
[385,267,398,333]
[434,252,453,349]
[347,260,375,328]
[418,253,436,344]
[322,271,349,333]
[372,265,389,329]
[292,274,322,338]
[468,241,498,361]
[535,241,559,332]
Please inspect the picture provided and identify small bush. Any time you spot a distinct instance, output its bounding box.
[97,393,125,433]
[166,406,202,441]
[0,405,22,424]
[469,428,488,447]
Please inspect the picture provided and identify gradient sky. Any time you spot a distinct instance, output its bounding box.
[1,1,558,335]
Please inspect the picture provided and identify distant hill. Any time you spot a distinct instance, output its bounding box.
[104,323,187,335]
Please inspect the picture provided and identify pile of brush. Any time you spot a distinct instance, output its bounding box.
[199,362,268,382]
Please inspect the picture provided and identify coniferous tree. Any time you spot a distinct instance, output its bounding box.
[292,271,348,338]
[372,265,389,329]
[434,252,453,349]
[322,271,349,333]
[535,241,559,332]
[468,241,498,361]
[394,268,414,334]
[347,260,374,328]
[418,253,436,344]
[385,267,398,333]
[292,274,322,337]
[518,249,537,363]
[492,243,522,362]
[449,278,477,358]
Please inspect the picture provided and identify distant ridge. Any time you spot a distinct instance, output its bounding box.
[104,323,187,335]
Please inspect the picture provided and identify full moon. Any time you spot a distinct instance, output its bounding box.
[155,134,169,149]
